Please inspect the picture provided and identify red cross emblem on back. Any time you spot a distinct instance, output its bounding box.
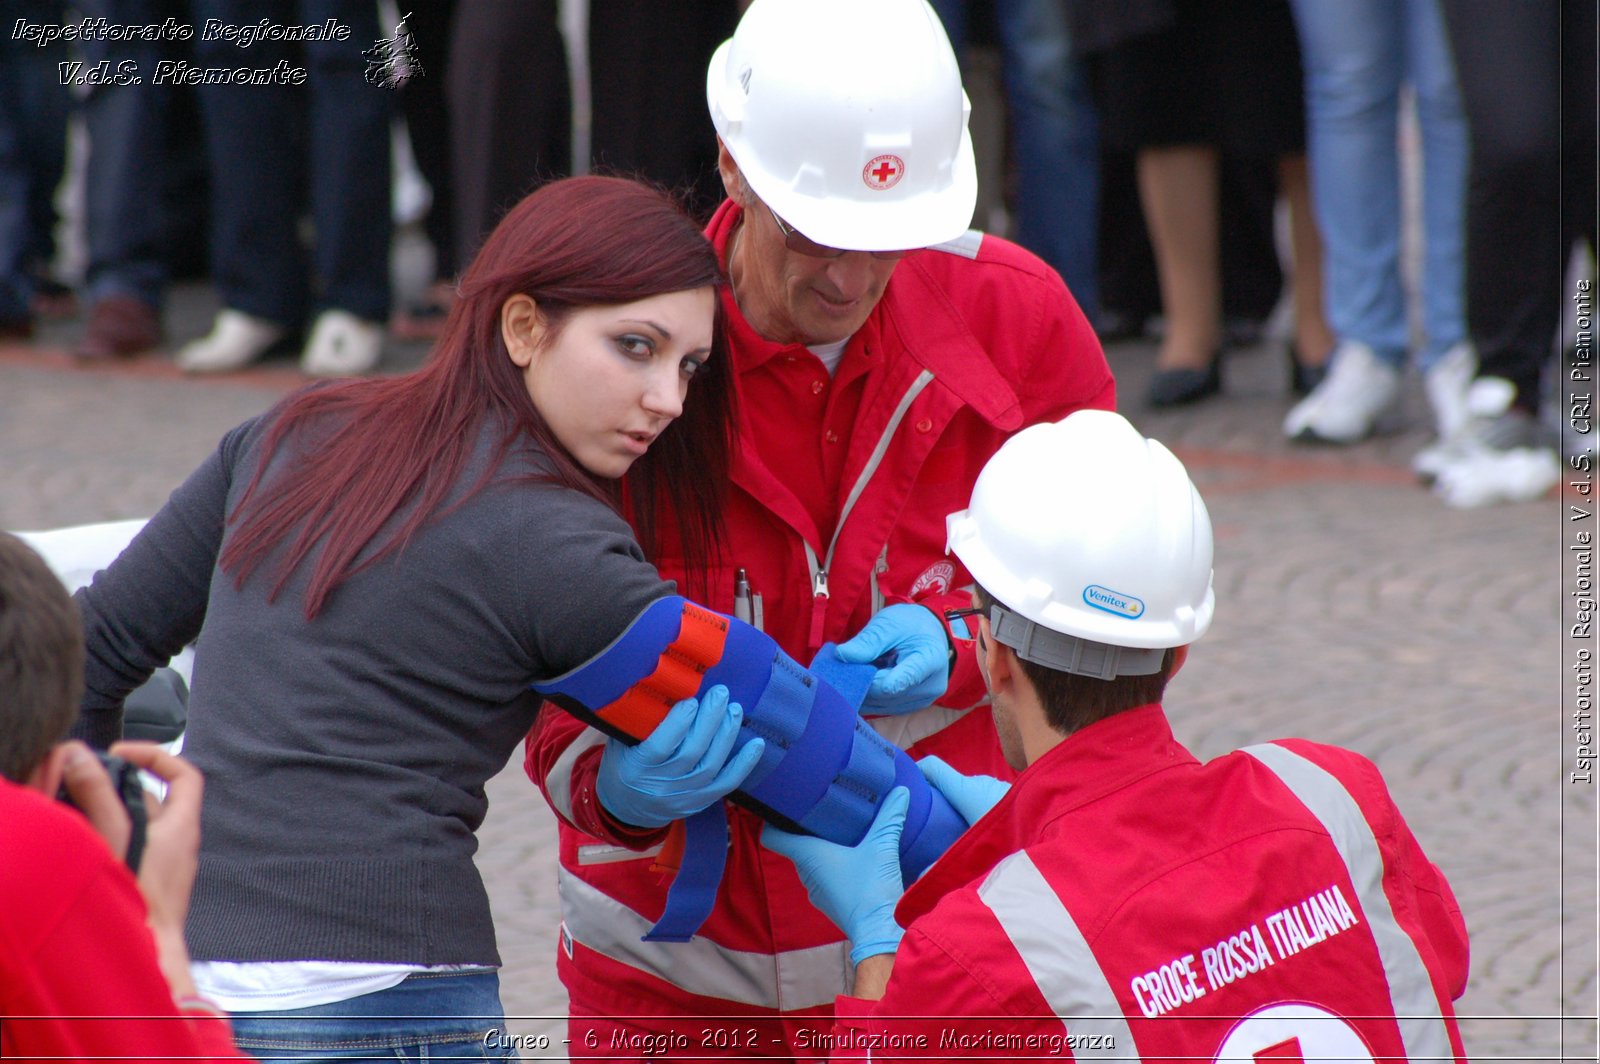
[862,154,906,191]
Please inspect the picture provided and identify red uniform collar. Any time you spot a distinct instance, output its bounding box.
[897,703,1195,926]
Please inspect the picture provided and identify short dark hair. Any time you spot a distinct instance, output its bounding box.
[975,585,1175,735]
[0,533,83,783]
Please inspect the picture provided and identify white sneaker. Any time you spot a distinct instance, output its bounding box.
[1417,377,1562,506]
[301,310,384,377]
[1412,376,1523,480]
[175,309,287,374]
[1422,342,1476,439]
[1433,444,1561,508]
[1282,340,1404,443]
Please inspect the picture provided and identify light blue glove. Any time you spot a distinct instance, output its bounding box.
[761,787,909,965]
[834,604,950,715]
[919,755,1011,824]
[596,685,765,828]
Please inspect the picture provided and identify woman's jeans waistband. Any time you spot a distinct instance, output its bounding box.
[227,969,518,1061]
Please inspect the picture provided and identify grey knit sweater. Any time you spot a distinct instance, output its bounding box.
[75,412,670,965]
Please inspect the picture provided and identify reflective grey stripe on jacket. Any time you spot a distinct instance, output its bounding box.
[976,746,1454,1062]
[1244,742,1457,1061]
[868,703,980,749]
[543,727,605,825]
[976,850,1142,1058]
[557,865,852,1010]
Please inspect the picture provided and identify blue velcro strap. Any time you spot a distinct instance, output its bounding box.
[641,806,728,943]
[742,658,854,828]
[795,702,899,845]
[737,655,819,815]
[807,643,876,712]
[893,752,967,881]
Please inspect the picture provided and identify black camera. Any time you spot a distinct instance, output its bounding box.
[59,751,148,874]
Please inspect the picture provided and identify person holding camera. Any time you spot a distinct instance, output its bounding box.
[0,532,248,1060]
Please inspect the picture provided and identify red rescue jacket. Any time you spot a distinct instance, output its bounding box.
[831,705,1471,1062]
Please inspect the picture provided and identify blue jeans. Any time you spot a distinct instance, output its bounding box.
[78,0,179,310]
[930,0,1101,323]
[192,0,392,326]
[227,970,517,1061]
[1289,0,1467,369]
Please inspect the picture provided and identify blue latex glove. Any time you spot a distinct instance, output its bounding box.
[834,604,950,715]
[596,685,765,828]
[762,787,909,965]
[918,755,1011,824]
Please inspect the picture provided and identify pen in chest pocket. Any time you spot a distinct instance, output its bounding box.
[732,568,763,630]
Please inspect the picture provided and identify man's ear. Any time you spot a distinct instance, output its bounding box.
[24,743,71,798]
[501,294,542,369]
[717,139,750,207]
[1170,644,1190,677]
[979,620,1015,696]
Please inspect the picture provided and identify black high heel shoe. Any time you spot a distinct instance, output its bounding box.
[1147,353,1222,408]
[1288,346,1329,397]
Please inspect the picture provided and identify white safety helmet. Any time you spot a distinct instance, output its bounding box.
[706,0,978,252]
[945,410,1215,679]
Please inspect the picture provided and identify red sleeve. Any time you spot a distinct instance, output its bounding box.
[0,793,252,1061]
[1019,260,1117,423]
[522,701,669,847]
[914,257,1114,712]
[1388,812,1471,999]
[1277,740,1471,1003]
[826,924,1076,1061]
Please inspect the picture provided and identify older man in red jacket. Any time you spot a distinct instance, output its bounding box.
[525,0,1114,1056]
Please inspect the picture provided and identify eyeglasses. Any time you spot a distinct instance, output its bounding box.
[765,203,911,261]
[943,605,987,642]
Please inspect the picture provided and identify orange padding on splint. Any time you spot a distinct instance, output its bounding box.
[651,820,688,876]
[596,604,729,739]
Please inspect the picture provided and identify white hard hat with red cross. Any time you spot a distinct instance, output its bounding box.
[707,0,978,252]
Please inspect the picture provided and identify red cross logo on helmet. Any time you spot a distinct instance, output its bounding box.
[862,154,906,191]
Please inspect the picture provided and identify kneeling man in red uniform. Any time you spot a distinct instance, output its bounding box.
[764,410,1470,1062]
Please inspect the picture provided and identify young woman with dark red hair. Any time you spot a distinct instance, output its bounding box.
[70,176,745,1059]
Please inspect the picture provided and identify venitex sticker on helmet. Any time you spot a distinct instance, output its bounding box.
[1083,585,1145,619]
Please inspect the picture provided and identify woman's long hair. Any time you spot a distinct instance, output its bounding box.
[220,176,734,618]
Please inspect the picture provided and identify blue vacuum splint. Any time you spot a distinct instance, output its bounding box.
[533,596,969,942]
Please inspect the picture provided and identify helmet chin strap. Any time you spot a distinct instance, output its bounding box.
[987,605,1166,680]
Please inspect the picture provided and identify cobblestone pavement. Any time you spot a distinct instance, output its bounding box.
[2,288,1594,1061]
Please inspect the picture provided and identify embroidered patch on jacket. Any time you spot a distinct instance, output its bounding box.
[910,561,955,596]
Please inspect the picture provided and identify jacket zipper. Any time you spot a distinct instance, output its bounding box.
[804,369,935,649]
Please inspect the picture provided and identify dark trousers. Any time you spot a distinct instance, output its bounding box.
[447,0,570,269]
[588,0,737,222]
[396,0,457,279]
[1439,0,1596,412]
[79,0,184,310]
[193,0,392,326]
[0,0,69,319]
